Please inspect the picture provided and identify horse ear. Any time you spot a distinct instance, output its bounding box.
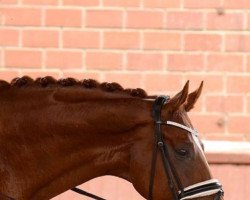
[185,81,203,112]
[167,81,189,112]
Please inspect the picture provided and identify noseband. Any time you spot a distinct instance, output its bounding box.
[71,95,224,200]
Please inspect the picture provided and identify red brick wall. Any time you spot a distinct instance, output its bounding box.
[0,0,250,142]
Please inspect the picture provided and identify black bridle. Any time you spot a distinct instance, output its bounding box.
[148,95,224,200]
[149,95,183,200]
[71,95,224,200]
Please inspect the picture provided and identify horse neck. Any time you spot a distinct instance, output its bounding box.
[44,94,151,198]
[59,97,150,179]
[1,88,152,199]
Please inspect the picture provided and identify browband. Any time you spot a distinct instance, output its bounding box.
[166,121,198,137]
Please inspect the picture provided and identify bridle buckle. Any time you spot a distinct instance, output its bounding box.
[157,141,164,147]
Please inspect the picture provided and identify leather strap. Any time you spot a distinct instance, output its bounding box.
[149,95,183,200]
[71,187,106,200]
[179,183,222,199]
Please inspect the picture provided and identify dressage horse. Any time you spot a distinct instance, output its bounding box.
[0,76,223,200]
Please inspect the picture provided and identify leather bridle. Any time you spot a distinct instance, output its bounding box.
[148,95,224,200]
[71,95,224,200]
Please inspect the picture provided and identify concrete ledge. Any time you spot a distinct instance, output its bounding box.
[203,140,250,164]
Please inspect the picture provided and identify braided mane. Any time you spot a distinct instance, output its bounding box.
[0,76,148,98]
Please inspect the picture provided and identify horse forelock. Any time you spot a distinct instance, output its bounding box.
[0,76,148,98]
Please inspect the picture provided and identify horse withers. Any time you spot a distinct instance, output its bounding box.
[0,76,223,200]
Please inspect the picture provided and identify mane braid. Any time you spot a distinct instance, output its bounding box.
[81,79,99,88]
[11,76,34,87]
[35,76,57,87]
[2,76,148,98]
[100,82,123,92]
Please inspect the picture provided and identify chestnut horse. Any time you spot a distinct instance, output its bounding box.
[0,76,223,200]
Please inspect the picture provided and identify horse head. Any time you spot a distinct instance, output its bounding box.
[128,81,223,200]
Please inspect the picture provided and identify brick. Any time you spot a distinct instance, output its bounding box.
[144,32,181,50]
[206,95,244,113]
[247,14,250,30]
[5,50,42,68]
[224,0,250,9]
[0,0,17,4]
[126,53,163,70]
[1,8,41,26]
[227,76,250,93]
[228,116,250,134]
[63,31,100,49]
[184,74,223,93]
[103,73,142,88]
[0,71,19,81]
[247,97,250,112]
[207,54,244,72]
[225,35,250,52]
[86,52,123,70]
[103,32,140,49]
[184,34,222,51]
[62,71,101,80]
[23,30,59,48]
[205,134,245,141]
[168,54,204,71]
[103,0,140,7]
[126,11,164,29]
[86,10,123,28]
[184,0,222,8]
[22,0,58,5]
[189,114,225,134]
[45,9,82,27]
[211,165,250,199]
[166,11,203,30]
[0,50,2,67]
[206,13,244,30]
[246,134,250,141]
[144,73,183,92]
[144,0,180,8]
[63,0,99,6]
[247,56,250,72]
[0,29,19,46]
[46,51,83,69]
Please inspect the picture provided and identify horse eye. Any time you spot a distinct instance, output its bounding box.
[176,148,190,157]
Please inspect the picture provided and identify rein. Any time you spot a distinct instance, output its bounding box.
[71,95,224,200]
